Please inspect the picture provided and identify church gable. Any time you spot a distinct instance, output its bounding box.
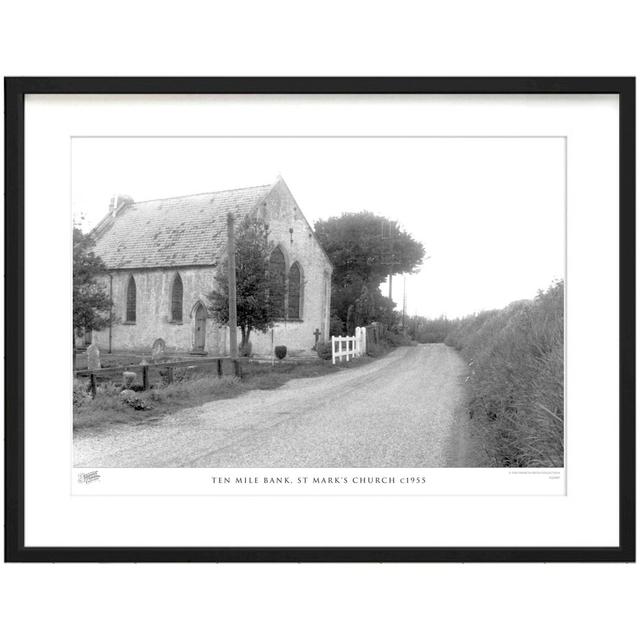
[260,178,333,273]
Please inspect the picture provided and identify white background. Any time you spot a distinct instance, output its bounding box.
[25,94,606,546]
[72,135,565,318]
[1,2,638,639]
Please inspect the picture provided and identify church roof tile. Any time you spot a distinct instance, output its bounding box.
[92,184,271,269]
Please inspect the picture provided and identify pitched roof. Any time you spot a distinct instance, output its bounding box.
[92,184,272,269]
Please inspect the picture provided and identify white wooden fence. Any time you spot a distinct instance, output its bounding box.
[331,327,367,364]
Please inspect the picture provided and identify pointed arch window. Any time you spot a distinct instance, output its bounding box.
[171,273,183,322]
[126,275,136,323]
[288,262,302,319]
[268,247,286,318]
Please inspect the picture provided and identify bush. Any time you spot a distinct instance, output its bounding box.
[275,345,287,360]
[407,315,455,343]
[385,332,415,347]
[73,378,92,407]
[120,389,152,411]
[74,374,243,429]
[316,341,332,360]
[446,281,564,467]
[329,314,345,337]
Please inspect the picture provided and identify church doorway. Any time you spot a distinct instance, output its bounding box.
[193,303,207,352]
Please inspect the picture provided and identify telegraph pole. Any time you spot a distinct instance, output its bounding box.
[227,211,238,360]
[381,220,399,301]
[402,275,407,331]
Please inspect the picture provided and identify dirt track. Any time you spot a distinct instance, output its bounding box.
[74,344,484,468]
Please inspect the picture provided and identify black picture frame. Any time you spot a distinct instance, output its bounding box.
[4,77,635,563]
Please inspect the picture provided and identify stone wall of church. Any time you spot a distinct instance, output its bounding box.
[248,179,333,356]
[89,266,228,355]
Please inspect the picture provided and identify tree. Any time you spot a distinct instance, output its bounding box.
[73,225,112,338]
[207,215,277,354]
[314,212,425,331]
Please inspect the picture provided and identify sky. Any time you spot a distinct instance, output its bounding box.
[72,136,565,319]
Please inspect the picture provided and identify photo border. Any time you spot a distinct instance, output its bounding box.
[4,77,635,562]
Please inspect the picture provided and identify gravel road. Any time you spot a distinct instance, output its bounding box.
[74,344,483,468]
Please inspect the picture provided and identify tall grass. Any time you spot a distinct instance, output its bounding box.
[445,281,564,467]
[73,355,377,430]
[73,375,242,429]
[407,315,455,343]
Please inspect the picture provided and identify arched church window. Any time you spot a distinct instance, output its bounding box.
[171,273,183,322]
[126,275,136,323]
[269,247,286,318]
[288,262,302,319]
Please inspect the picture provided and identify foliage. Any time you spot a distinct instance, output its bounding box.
[314,212,425,332]
[445,281,564,467]
[74,357,372,430]
[73,374,242,429]
[314,211,425,284]
[274,345,287,360]
[329,314,345,337]
[316,341,332,360]
[384,331,416,347]
[208,215,277,351]
[406,315,455,343]
[73,378,92,407]
[73,225,113,336]
[120,389,152,411]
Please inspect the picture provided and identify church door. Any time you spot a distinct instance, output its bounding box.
[194,304,207,351]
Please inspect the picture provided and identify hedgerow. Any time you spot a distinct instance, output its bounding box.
[445,281,564,467]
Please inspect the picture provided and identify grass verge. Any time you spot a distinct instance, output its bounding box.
[73,349,386,430]
[445,281,564,467]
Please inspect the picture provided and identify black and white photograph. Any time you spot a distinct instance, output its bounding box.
[2,3,638,637]
[72,136,565,471]
[7,78,632,564]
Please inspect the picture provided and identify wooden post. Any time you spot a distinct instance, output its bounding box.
[90,373,97,398]
[227,211,238,360]
[233,359,242,379]
[167,367,174,385]
[108,273,113,353]
[271,327,275,367]
[142,365,149,391]
[217,358,223,378]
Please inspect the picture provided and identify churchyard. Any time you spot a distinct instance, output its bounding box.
[73,340,396,431]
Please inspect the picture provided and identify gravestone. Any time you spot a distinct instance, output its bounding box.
[151,338,166,362]
[86,342,101,370]
[312,328,321,351]
[122,371,137,388]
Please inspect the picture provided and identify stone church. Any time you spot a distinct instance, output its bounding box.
[85,177,333,357]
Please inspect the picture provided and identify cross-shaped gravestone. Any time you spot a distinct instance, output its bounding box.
[312,328,321,350]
